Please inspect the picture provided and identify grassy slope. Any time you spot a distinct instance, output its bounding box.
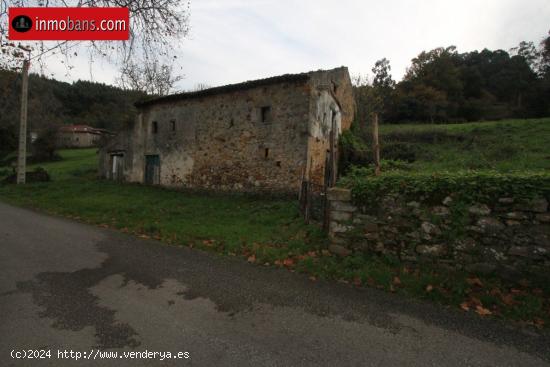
[1,133,549,328]
[0,149,322,259]
[379,118,550,172]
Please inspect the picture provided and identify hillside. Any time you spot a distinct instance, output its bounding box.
[341,118,550,173]
[0,69,145,155]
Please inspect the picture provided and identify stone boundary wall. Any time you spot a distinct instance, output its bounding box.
[327,188,550,280]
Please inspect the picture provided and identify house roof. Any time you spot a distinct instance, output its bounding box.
[59,125,103,134]
[134,71,313,108]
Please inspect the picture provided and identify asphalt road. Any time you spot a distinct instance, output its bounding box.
[1,201,550,366]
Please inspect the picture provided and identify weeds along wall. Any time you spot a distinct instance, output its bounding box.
[328,173,550,281]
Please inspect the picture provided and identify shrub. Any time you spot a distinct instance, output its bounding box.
[339,129,370,174]
[31,127,60,163]
[380,142,417,162]
[2,167,50,184]
[345,160,411,178]
[339,170,550,207]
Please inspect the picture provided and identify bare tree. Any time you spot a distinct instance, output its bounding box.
[117,57,182,95]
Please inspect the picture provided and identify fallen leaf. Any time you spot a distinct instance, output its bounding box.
[475,305,492,316]
[309,276,317,281]
[426,284,434,292]
[489,288,501,297]
[202,239,215,247]
[460,302,470,311]
[247,255,256,263]
[283,258,294,267]
[501,293,516,306]
[466,277,483,287]
[469,296,482,306]
[393,276,402,286]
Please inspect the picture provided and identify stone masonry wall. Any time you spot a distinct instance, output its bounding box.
[122,79,311,193]
[327,188,550,280]
[99,67,355,195]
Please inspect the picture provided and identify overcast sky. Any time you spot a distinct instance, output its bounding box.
[39,0,550,90]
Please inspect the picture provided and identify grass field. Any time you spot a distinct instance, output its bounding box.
[1,121,549,328]
[379,118,550,172]
[0,149,323,260]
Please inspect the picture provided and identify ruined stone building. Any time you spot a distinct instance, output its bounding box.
[99,67,355,193]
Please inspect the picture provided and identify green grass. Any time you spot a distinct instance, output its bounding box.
[0,148,99,181]
[378,118,550,172]
[1,146,549,329]
[0,149,323,255]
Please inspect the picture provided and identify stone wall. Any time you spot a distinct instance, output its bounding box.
[99,67,355,194]
[101,79,311,192]
[327,188,550,280]
[146,80,311,192]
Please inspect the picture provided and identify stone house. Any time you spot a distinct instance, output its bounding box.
[99,67,355,193]
[57,125,105,148]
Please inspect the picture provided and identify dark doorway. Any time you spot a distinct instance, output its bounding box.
[145,155,160,185]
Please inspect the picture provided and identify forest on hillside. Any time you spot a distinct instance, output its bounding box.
[0,70,145,155]
[354,30,550,128]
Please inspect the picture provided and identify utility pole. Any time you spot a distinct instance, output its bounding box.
[372,113,381,176]
[17,59,30,184]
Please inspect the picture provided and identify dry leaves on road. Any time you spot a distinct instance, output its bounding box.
[475,305,493,316]
[282,258,295,267]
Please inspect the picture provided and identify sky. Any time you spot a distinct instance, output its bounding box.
[39,0,550,90]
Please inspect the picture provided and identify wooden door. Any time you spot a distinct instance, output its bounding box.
[111,154,124,181]
[145,155,160,185]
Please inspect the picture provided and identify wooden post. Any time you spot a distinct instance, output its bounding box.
[330,113,338,187]
[17,59,30,184]
[323,113,339,230]
[372,113,381,176]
